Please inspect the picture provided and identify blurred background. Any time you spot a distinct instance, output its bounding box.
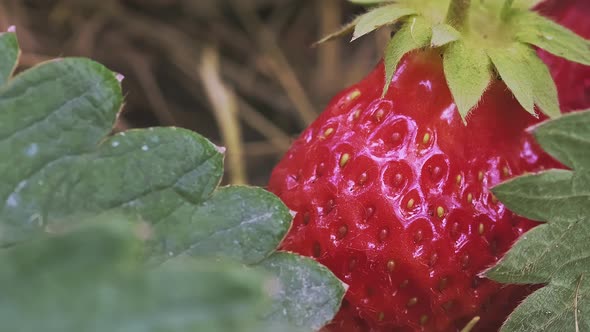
[0,0,391,185]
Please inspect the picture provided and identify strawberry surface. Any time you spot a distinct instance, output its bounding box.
[536,0,590,112]
[269,50,561,331]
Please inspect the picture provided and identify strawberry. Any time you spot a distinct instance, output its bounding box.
[536,0,590,112]
[268,1,590,331]
[270,52,554,331]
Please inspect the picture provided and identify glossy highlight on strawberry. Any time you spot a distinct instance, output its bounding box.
[269,50,561,331]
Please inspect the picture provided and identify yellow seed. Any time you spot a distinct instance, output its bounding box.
[478,223,485,235]
[437,206,445,218]
[407,297,418,307]
[387,260,396,272]
[478,171,484,182]
[503,166,510,177]
[463,316,481,332]
[467,193,473,204]
[422,133,431,144]
[378,312,385,321]
[323,128,334,138]
[456,174,462,185]
[407,198,415,209]
[340,153,350,167]
[353,109,361,119]
[375,109,385,122]
[400,279,409,288]
[420,315,429,326]
[491,194,498,204]
[348,89,361,101]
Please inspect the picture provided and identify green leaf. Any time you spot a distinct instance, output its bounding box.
[0,28,19,85]
[532,110,590,170]
[0,32,344,332]
[487,43,560,118]
[431,23,460,47]
[260,252,347,331]
[0,220,275,332]
[352,4,416,41]
[443,40,491,122]
[0,57,290,264]
[515,12,590,66]
[500,277,589,332]
[489,110,590,331]
[492,170,589,224]
[383,16,432,95]
[0,58,123,243]
[150,186,292,265]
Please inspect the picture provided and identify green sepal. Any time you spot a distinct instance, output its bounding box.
[0,28,19,85]
[431,23,461,47]
[348,0,394,5]
[314,18,359,46]
[383,16,432,95]
[512,0,545,9]
[487,43,560,118]
[514,11,590,66]
[352,4,416,41]
[444,40,491,122]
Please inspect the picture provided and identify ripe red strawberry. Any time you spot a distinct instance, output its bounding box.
[270,51,557,332]
[536,0,590,112]
[268,1,590,331]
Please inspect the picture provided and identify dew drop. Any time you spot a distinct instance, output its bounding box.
[25,143,38,157]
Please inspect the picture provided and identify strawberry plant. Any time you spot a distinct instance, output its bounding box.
[2,0,589,330]
[0,27,346,332]
[268,0,590,331]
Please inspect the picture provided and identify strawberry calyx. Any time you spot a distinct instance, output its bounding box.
[318,0,590,122]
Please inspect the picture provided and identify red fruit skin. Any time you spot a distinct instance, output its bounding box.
[269,50,561,331]
[536,0,590,112]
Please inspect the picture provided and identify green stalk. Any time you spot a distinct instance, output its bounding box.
[445,0,472,31]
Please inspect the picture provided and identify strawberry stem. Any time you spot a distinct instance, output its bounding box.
[445,0,472,31]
